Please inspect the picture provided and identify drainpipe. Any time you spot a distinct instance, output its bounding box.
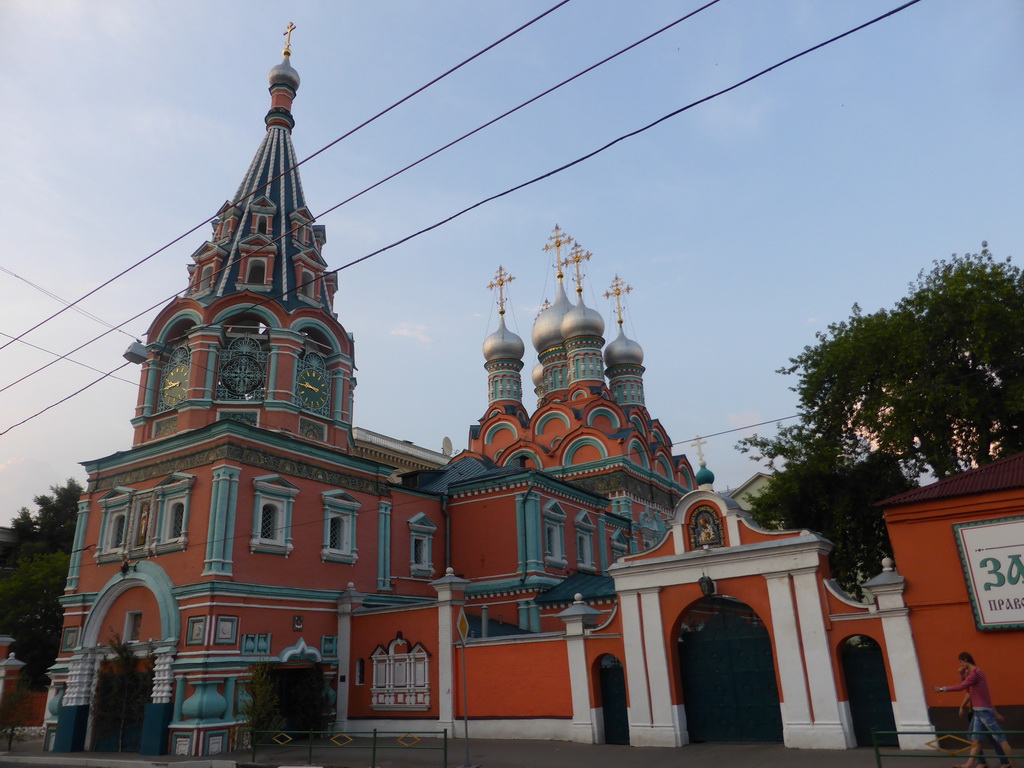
[442,495,450,570]
[520,473,534,583]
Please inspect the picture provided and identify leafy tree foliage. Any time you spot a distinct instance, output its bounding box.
[0,552,70,687]
[92,637,153,753]
[740,245,1022,593]
[239,660,284,744]
[780,245,1024,480]
[9,478,83,560]
[0,678,35,749]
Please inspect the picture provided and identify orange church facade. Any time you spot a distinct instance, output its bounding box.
[41,40,1020,760]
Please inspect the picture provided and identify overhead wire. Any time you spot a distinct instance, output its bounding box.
[0,0,574,356]
[0,0,926,437]
[0,0,726,396]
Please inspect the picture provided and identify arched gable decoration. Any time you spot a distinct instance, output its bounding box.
[563,437,609,465]
[279,637,322,663]
[502,449,542,469]
[535,411,571,435]
[627,439,650,469]
[291,318,344,355]
[80,561,180,648]
[587,407,621,431]
[153,310,203,345]
[483,422,518,445]
[211,303,282,330]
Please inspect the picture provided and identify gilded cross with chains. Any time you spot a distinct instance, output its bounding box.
[604,275,633,326]
[487,266,516,316]
[543,225,573,281]
[283,22,297,55]
[567,241,592,294]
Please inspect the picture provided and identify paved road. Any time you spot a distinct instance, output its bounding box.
[0,737,959,768]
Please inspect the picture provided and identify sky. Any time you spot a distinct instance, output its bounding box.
[0,0,1022,525]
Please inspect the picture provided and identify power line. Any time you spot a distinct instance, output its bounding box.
[0,0,925,436]
[0,0,724,394]
[0,0,573,357]
[0,362,133,438]
[0,331,136,386]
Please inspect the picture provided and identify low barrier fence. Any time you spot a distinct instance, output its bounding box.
[872,729,1023,768]
[250,728,448,766]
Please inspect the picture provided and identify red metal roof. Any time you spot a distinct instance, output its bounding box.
[880,452,1024,507]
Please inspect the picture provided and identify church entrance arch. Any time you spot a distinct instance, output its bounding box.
[841,636,897,746]
[598,654,629,745]
[676,597,782,743]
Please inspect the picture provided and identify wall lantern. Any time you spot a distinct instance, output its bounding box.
[698,575,716,597]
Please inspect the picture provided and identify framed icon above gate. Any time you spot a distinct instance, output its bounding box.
[688,504,724,550]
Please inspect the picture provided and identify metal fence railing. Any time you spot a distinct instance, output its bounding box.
[872,729,1023,768]
[250,728,448,766]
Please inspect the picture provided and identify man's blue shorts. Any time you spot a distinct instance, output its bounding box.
[970,708,1008,744]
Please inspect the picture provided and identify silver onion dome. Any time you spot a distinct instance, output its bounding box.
[482,315,525,362]
[531,362,544,388]
[604,324,644,367]
[269,56,301,91]
[531,283,571,353]
[561,294,605,340]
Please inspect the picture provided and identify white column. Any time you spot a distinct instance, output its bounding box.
[639,588,681,747]
[559,597,604,743]
[619,591,652,736]
[765,572,813,746]
[792,569,851,748]
[151,646,176,704]
[864,566,934,750]
[334,583,365,730]
[431,568,468,737]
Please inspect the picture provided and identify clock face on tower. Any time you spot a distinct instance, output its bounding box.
[295,367,329,411]
[160,361,190,408]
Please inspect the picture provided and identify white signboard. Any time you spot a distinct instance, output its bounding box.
[954,516,1024,631]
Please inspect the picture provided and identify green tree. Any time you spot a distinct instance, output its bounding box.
[9,478,83,561]
[238,660,283,746]
[740,245,1023,592]
[0,552,69,688]
[91,637,153,752]
[0,678,35,750]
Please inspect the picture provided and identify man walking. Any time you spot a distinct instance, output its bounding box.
[934,652,1015,768]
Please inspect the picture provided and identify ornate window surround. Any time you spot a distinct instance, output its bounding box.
[152,472,195,554]
[543,502,567,568]
[407,512,436,578]
[249,475,298,556]
[370,634,430,711]
[575,510,596,572]
[96,487,134,562]
[321,490,359,564]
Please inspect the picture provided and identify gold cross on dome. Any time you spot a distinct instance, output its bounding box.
[604,275,633,325]
[487,266,516,316]
[567,241,592,294]
[691,435,707,463]
[543,225,573,282]
[283,22,297,56]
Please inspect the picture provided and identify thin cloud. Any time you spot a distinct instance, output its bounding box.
[390,323,431,344]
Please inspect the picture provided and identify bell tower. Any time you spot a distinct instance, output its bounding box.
[131,34,356,451]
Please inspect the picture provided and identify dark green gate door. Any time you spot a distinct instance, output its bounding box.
[599,654,629,745]
[842,636,897,746]
[677,597,782,742]
[91,672,145,752]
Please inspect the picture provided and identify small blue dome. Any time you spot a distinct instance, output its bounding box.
[695,459,715,487]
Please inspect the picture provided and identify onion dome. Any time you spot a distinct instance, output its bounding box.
[269,55,301,91]
[561,294,605,340]
[482,315,525,362]
[695,459,715,488]
[531,283,571,353]
[531,362,544,388]
[604,324,644,367]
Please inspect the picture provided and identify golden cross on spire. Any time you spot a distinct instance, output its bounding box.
[566,241,592,295]
[283,22,297,56]
[604,275,633,325]
[543,224,572,282]
[487,265,516,316]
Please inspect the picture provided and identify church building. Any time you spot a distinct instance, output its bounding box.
[45,41,942,757]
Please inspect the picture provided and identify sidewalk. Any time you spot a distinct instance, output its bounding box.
[0,737,950,768]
